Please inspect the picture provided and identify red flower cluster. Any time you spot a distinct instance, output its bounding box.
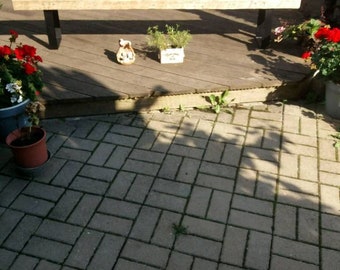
[314,27,340,43]
[0,30,42,75]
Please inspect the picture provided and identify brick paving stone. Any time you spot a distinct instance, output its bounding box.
[79,165,117,182]
[182,216,224,241]
[146,191,187,212]
[203,141,224,162]
[65,229,103,269]
[49,190,83,221]
[87,234,125,270]
[151,178,191,197]
[272,236,319,264]
[130,206,161,241]
[221,143,242,166]
[0,209,24,244]
[35,260,61,270]
[281,143,317,157]
[35,219,82,244]
[200,161,237,179]
[192,258,218,270]
[221,226,247,266]
[207,190,232,223]
[158,155,182,179]
[320,171,340,186]
[136,130,158,149]
[63,137,98,151]
[243,147,279,162]
[151,132,176,153]
[0,178,28,207]
[52,161,83,187]
[252,110,282,122]
[147,120,179,133]
[256,172,277,201]
[186,186,212,217]
[11,195,54,217]
[282,133,317,146]
[279,176,319,195]
[299,156,318,181]
[67,194,101,226]
[55,147,91,163]
[218,264,244,270]
[88,213,133,236]
[178,118,198,136]
[151,211,181,248]
[174,235,222,260]
[46,134,68,155]
[110,124,143,137]
[233,109,251,125]
[229,209,272,233]
[106,171,135,199]
[232,194,273,216]
[126,175,154,203]
[196,173,234,192]
[320,159,340,174]
[277,189,319,210]
[167,251,193,270]
[194,119,215,139]
[114,259,159,270]
[34,158,67,184]
[249,118,282,130]
[87,143,115,166]
[103,133,138,147]
[320,185,340,214]
[87,122,111,140]
[24,236,72,263]
[123,159,160,176]
[3,215,41,251]
[300,117,317,137]
[322,248,340,269]
[245,127,264,147]
[270,255,319,270]
[176,157,200,184]
[10,254,39,270]
[98,198,140,219]
[70,176,109,195]
[121,239,170,268]
[263,129,281,150]
[212,123,247,144]
[173,134,208,149]
[129,149,165,163]
[23,182,64,202]
[319,138,338,161]
[69,119,96,138]
[245,231,271,270]
[298,209,319,244]
[235,168,257,196]
[322,213,340,231]
[274,204,296,239]
[105,146,131,169]
[241,157,278,174]
[322,230,340,250]
[280,152,298,178]
[0,248,17,270]
[168,144,204,159]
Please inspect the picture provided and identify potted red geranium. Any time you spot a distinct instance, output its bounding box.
[275,19,340,119]
[0,30,48,169]
[0,30,43,141]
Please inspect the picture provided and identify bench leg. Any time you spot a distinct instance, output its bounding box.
[256,9,272,49]
[43,10,61,49]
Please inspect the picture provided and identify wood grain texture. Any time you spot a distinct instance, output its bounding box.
[12,0,302,11]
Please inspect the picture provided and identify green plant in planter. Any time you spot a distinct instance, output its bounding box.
[146,24,192,51]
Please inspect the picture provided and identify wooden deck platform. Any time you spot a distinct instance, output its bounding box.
[0,1,312,118]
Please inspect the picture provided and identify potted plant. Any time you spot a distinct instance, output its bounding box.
[146,24,192,64]
[275,19,340,119]
[0,30,43,141]
[6,101,48,169]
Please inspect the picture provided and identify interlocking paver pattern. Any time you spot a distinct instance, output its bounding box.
[0,103,340,269]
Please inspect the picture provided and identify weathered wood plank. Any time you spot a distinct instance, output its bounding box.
[12,0,301,11]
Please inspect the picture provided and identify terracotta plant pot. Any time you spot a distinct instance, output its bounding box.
[6,126,48,168]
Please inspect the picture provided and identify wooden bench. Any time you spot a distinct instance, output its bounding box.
[11,0,302,49]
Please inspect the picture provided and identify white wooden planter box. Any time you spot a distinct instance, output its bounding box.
[159,48,185,64]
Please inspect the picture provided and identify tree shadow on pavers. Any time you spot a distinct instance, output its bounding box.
[0,104,338,269]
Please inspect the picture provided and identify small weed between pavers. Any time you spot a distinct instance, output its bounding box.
[172,223,188,236]
[331,129,340,148]
[207,89,234,114]
[160,106,171,113]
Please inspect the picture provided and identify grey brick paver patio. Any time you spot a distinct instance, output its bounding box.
[0,102,340,269]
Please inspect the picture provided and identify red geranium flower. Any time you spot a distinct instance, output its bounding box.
[301,51,312,59]
[315,27,330,40]
[328,28,340,42]
[22,44,37,57]
[23,62,36,74]
[0,45,12,56]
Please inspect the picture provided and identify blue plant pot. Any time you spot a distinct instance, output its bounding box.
[0,99,30,142]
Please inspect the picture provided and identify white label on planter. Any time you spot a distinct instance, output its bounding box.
[160,48,185,64]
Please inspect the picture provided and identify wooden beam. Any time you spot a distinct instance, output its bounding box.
[12,0,301,11]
